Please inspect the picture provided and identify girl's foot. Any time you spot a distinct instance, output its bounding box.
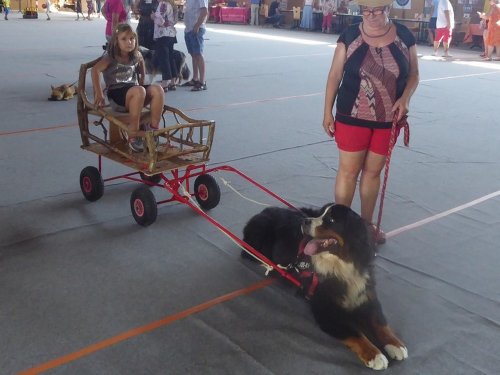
[129,138,144,153]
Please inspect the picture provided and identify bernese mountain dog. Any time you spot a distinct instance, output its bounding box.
[242,203,408,370]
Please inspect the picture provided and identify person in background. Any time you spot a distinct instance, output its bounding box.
[337,0,348,14]
[104,0,127,41]
[183,0,208,91]
[154,0,178,91]
[249,0,259,25]
[322,0,419,245]
[432,0,454,57]
[45,0,51,20]
[3,0,9,20]
[267,0,283,28]
[300,0,314,30]
[427,0,439,45]
[75,0,86,20]
[92,24,164,152]
[478,0,492,58]
[96,0,102,17]
[136,0,159,49]
[322,0,336,33]
[480,0,500,60]
[86,0,94,19]
[124,0,134,24]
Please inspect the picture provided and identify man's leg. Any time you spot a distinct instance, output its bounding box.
[194,54,205,84]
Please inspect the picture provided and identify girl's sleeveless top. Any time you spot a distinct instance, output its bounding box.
[102,53,140,91]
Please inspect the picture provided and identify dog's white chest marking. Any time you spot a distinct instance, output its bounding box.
[311,253,369,310]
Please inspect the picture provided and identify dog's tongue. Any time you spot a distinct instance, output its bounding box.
[303,238,338,256]
[303,239,324,256]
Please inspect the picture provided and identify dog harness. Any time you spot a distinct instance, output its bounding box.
[287,237,341,300]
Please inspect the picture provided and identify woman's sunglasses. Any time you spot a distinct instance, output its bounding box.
[361,7,386,16]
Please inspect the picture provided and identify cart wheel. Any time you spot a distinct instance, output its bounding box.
[194,174,220,210]
[139,172,162,185]
[130,186,157,226]
[80,166,104,202]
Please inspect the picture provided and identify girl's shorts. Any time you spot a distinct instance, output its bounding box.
[334,121,399,156]
[107,84,150,107]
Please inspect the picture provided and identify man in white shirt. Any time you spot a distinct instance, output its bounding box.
[433,0,455,57]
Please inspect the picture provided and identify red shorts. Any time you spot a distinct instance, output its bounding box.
[334,121,399,155]
[435,27,452,43]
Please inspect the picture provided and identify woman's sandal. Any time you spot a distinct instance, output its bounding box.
[167,84,177,91]
[191,81,207,92]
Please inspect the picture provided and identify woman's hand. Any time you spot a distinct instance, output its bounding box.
[391,97,409,122]
[323,113,335,137]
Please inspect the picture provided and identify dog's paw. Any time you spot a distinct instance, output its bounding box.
[366,353,388,370]
[384,344,408,361]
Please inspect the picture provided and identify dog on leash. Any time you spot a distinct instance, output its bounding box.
[242,204,408,370]
[138,46,190,85]
[48,83,77,101]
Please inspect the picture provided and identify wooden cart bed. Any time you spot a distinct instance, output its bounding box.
[77,57,215,175]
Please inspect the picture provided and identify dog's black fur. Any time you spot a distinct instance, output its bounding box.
[242,204,408,370]
[138,46,190,85]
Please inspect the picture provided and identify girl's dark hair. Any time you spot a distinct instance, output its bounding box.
[107,23,139,61]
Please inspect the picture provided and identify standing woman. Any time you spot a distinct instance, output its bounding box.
[322,0,419,244]
[136,0,159,49]
[154,0,178,91]
[485,0,500,60]
[300,0,314,30]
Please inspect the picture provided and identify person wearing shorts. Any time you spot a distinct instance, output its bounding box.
[433,0,454,58]
[427,0,439,45]
[183,0,208,91]
[322,0,419,244]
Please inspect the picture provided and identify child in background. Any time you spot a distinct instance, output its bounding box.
[91,24,165,152]
[75,0,85,20]
[321,0,336,33]
[4,0,10,20]
[45,0,51,20]
[86,0,94,19]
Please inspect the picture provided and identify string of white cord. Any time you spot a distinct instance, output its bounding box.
[178,181,274,275]
[218,176,270,207]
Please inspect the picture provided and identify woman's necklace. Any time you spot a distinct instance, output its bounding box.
[361,22,392,38]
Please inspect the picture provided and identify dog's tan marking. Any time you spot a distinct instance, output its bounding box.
[342,336,388,370]
[311,253,369,310]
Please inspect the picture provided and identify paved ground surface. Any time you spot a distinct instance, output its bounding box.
[1,10,500,375]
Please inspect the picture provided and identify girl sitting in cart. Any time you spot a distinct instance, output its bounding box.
[91,23,165,152]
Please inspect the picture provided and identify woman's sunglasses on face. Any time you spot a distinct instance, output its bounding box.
[361,7,386,16]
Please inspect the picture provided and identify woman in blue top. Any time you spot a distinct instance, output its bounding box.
[322,0,419,244]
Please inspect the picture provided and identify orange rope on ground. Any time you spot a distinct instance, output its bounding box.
[18,278,276,375]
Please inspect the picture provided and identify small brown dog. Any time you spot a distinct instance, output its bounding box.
[48,83,77,101]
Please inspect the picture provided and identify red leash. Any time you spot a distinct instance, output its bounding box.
[375,113,410,239]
